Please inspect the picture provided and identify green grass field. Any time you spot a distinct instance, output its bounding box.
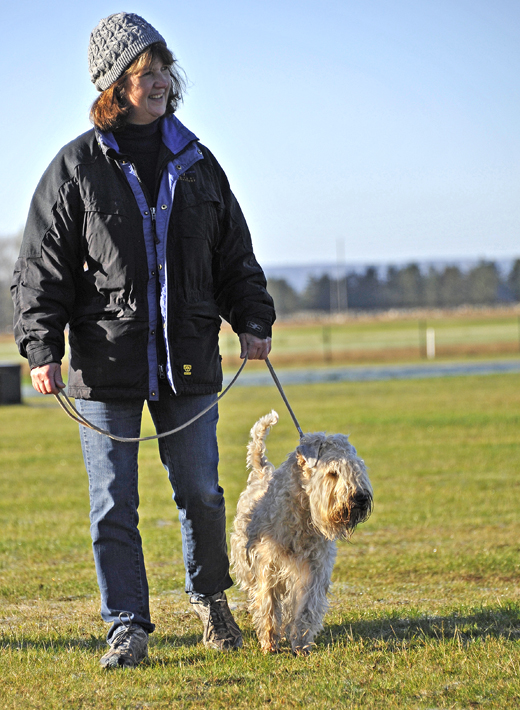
[0,372,519,708]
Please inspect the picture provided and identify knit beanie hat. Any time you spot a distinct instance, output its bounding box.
[88,12,166,91]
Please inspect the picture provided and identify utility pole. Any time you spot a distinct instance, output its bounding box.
[336,239,348,313]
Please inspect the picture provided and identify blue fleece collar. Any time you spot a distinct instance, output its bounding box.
[97,114,199,157]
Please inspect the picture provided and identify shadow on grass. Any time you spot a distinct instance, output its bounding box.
[322,602,520,649]
[1,604,518,657]
[0,634,106,653]
[0,630,202,654]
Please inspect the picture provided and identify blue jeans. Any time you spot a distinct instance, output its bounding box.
[75,385,233,639]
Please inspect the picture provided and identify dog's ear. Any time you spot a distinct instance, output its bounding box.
[296,441,322,469]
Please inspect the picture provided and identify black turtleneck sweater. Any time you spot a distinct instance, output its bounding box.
[115,119,162,204]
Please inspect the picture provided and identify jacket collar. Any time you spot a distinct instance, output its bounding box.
[97,114,198,159]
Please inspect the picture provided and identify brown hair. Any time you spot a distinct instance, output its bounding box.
[90,42,186,132]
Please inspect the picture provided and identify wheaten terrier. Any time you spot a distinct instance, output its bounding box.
[231,411,373,655]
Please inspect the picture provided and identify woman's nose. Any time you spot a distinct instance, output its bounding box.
[153,72,169,87]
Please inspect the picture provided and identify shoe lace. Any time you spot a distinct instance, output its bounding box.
[207,598,231,640]
[112,612,139,651]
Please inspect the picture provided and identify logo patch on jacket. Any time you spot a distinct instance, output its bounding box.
[247,321,263,333]
[183,364,192,376]
[179,170,196,183]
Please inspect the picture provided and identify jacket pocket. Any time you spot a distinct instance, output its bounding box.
[169,300,222,386]
[83,194,128,215]
[172,178,221,242]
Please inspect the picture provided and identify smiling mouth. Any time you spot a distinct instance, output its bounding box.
[149,94,164,100]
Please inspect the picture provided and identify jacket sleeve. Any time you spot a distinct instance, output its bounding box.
[11,171,82,369]
[204,147,276,338]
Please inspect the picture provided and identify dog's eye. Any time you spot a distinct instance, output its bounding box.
[328,470,338,477]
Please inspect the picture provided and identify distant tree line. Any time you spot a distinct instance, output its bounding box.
[268,260,520,315]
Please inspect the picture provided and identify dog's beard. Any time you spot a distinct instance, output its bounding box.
[307,467,373,540]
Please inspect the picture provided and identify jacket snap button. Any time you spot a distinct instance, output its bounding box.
[176,164,182,170]
[161,204,167,210]
[151,330,155,335]
[144,211,149,216]
[151,270,155,276]
[151,391,156,397]
[197,149,202,155]
[158,264,163,270]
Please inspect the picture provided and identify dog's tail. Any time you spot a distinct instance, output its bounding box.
[246,410,278,480]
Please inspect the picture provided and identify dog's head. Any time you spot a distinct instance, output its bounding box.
[296,433,373,540]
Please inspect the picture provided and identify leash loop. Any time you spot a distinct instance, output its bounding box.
[54,355,304,442]
[54,356,248,442]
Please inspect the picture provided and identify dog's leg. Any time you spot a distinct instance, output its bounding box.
[251,579,284,654]
[247,543,285,653]
[287,559,332,656]
[282,558,315,655]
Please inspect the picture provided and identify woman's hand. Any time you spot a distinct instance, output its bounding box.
[239,333,272,361]
[30,363,66,395]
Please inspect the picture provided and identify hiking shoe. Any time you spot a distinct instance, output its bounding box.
[100,613,149,668]
[190,591,243,651]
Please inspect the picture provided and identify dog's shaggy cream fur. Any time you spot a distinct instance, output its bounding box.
[231,411,373,655]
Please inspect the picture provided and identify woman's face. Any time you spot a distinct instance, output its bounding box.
[125,58,171,124]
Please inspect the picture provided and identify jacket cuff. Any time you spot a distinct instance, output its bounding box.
[26,343,63,369]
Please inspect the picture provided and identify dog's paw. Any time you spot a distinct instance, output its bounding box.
[293,646,312,656]
[260,640,281,654]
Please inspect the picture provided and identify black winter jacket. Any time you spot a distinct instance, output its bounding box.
[12,116,275,400]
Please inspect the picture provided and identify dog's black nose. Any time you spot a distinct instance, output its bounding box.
[353,492,371,507]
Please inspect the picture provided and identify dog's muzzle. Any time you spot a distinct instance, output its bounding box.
[347,491,373,527]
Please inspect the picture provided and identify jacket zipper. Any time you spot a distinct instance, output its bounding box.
[115,154,176,392]
[126,161,165,388]
[150,206,159,244]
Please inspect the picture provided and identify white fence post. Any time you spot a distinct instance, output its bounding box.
[426,328,436,359]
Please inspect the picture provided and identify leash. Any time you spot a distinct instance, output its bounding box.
[54,356,248,443]
[265,357,304,439]
[54,355,303,442]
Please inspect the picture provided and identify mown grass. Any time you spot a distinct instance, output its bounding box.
[0,373,519,708]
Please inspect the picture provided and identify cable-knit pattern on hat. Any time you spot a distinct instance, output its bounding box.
[88,12,165,91]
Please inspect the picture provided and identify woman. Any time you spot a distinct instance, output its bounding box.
[12,12,275,668]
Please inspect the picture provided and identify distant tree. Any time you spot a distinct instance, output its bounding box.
[301,275,331,311]
[466,261,500,305]
[0,232,21,331]
[423,266,441,307]
[266,278,300,315]
[347,267,382,310]
[384,266,409,308]
[508,259,520,302]
[439,266,466,307]
[396,264,423,307]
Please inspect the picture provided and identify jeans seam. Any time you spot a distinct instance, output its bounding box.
[77,399,149,625]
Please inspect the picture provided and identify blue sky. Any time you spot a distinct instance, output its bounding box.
[2,0,519,267]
